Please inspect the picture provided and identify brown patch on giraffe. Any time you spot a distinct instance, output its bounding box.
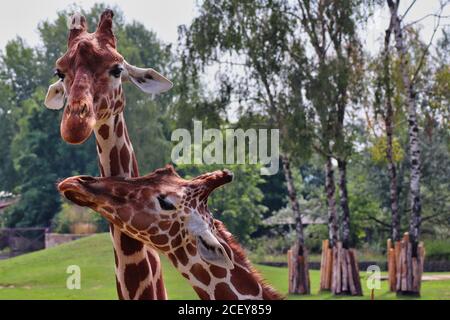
[98,124,109,140]
[158,221,171,231]
[193,286,210,300]
[139,284,154,300]
[210,265,227,279]
[167,252,178,268]
[156,276,164,298]
[96,141,102,154]
[148,226,159,235]
[109,146,120,176]
[120,232,144,256]
[114,100,123,112]
[124,259,149,299]
[190,263,211,286]
[116,121,124,138]
[114,114,119,129]
[131,212,153,231]
[186,242,197,256]
[214,282,238,300]
[230,265,260,296]
[174,247,189,266]
[116,206,132,221]
[113,249,119,268]
[147,250,158,270]
[99,97,108,110]
[120,144,130,174]
[189,198,197,208]
[150,234,169,246]
[168,221,180,236]
[171,234,182,248]
[181,272,190,279]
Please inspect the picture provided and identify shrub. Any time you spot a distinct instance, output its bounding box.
[424,240,450,261]
[52,202,109,234]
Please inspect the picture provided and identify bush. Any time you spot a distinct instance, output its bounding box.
[52,202,109,234]
[424,240,450,261]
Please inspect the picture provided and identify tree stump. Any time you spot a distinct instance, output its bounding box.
[287,244,310,294]
[319,240,363,295]
[388,233,425,296]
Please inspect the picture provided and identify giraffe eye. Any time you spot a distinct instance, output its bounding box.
[54,69,65,80]
[157,196,176,211]
[110,65,123,78]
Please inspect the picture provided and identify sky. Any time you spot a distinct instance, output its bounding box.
[0,0,197,49]
[0,0,447,52]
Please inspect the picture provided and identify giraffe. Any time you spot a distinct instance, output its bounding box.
[57,165,284,300]
[44,10,172,300]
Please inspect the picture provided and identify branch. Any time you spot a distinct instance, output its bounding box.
[403,14,450,29]
[367,215,391,228]
[400,0,418,22]
[422,212,445,222]
[411,5,446,84]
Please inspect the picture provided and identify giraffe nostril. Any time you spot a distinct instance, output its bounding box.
[80,104,88,118]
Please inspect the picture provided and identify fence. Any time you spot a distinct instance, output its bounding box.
[0,227,47,259]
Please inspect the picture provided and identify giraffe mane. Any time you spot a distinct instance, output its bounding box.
[213,220,285,300]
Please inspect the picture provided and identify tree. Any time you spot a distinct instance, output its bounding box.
[179,0,313,294]
[287,0,367,295]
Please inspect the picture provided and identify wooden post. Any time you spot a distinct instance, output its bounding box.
[396,233,424,296]
[288,245,310,295]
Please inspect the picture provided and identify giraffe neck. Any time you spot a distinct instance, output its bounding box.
[163,221,282,300]
[93,112,167,300]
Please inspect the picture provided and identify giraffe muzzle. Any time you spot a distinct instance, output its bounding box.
[61,103,95,144]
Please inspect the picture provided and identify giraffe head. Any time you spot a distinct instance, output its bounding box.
[58,165,235,269]
[44,10,172,144]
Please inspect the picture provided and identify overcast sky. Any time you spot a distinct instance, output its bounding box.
[0,1,447,52]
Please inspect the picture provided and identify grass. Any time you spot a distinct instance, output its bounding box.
[0,233,448,300]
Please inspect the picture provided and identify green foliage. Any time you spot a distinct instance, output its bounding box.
[369,136,404,164]
[424,240,450,261]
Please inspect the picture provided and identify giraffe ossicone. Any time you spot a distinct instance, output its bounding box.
[58,165,284,300]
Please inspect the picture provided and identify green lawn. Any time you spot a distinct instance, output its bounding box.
[0,233,448,300]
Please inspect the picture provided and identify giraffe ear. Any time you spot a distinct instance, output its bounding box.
[45,81,65,110]
[186,213,234,269]
[196,232,234,269]
[122,61,173,94]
